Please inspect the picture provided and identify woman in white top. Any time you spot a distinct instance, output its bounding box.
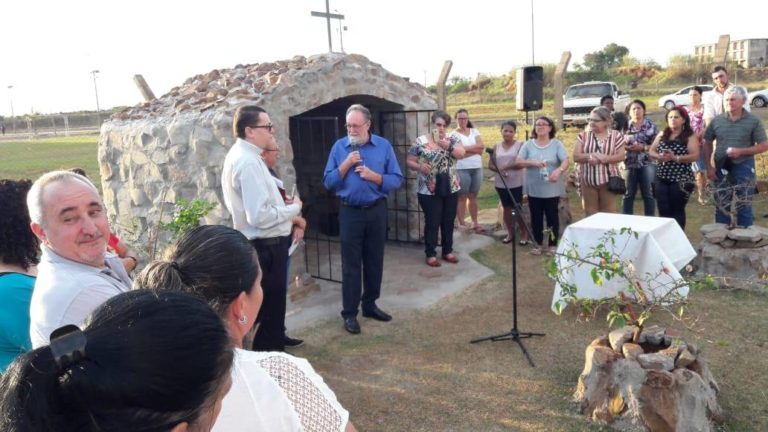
[135,225,355,432]
[452,109,486,233]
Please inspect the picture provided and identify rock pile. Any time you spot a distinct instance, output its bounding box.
[575,325,722,431]
[696,223,768,290]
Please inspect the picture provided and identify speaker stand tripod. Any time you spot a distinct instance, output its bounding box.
[470,146,545,368]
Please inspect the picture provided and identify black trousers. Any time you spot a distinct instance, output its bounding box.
[339,199,387,319]
[528,196,560,247]
[655,179,691,229]
[418,192,458,258]
[250,235,291,351]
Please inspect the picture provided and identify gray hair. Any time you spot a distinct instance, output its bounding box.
[27,170,99,226]
[590,106,612,123]
[724,85,747,101]
[346,104,371,122]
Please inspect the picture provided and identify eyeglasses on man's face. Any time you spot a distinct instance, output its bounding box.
[250,123,274,132]
[345,122,369,130]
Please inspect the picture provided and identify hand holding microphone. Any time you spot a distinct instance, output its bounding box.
[346,136,363,167]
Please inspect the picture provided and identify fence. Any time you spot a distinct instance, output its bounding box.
[0,111,115,139]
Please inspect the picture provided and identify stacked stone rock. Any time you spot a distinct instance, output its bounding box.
[575,325,722,431]
[696,223,768,290]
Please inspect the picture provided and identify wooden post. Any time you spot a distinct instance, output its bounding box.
[133,74,157,102]
[553,51,571,130]
[436,60,453,111]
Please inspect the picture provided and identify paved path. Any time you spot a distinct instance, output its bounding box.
[286,229,496,331]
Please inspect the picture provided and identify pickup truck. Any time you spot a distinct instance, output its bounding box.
[563,81,629,128]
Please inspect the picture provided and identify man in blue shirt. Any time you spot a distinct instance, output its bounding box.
[323,104,403,334]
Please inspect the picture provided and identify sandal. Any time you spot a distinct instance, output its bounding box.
[426,257,441,267]
[519,239,529,246]
[530,247,542,256]
[502,237,512,244]
[442,253,459,264]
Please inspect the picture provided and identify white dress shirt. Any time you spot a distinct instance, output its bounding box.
[30,245,132,348]
[703,83,749,123]
[221,138,301,239]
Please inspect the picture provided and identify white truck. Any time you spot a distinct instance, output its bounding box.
[563,81,629,128]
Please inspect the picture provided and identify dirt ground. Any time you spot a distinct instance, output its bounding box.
[293,219,768,431]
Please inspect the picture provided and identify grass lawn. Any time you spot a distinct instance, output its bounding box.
[0,135,101,186]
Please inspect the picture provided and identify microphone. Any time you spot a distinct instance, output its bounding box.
[485,148,494,155]
[349,135,359,152]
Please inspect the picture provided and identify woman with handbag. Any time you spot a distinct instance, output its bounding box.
[648,106,699,229]
[573,106,627,216]
[517,116,569,255]
[407,111,466,267]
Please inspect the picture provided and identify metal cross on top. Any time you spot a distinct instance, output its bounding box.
[310,0,344,53]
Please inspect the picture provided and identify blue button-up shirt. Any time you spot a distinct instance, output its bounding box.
[323,134,404,205]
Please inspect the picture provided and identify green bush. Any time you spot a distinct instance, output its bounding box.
[163,198,216,238]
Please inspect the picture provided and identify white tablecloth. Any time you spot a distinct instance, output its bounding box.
[551,213,696,312]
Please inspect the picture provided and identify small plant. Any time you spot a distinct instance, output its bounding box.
[548,227,716,343]
[163,198,216,238]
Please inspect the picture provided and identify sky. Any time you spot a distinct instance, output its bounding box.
[1,0,766,116]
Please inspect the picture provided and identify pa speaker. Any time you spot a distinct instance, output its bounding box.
[516,66,543,111]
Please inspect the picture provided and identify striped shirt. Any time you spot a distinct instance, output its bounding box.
[577,130,625,187]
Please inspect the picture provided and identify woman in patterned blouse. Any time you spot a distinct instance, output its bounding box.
[648,107,699,229]
[407,111,466,267]
[622,99,659,216]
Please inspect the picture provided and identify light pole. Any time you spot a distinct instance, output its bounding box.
[334,9,347,53]
[7,85,15,134]
[91,70,101,113]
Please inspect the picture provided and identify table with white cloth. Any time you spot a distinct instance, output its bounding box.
[551,213,696,313]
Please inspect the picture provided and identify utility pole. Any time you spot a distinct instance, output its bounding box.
[91,70,101,113]
[91,70,101,125]
[334,9,347,53]
[7,85,15,133]
[311,0,344,52]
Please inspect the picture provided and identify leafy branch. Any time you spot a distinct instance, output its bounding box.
[548,228,716,342]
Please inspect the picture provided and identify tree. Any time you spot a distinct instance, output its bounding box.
[582,43,629,71]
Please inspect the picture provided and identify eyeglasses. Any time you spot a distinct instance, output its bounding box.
[456,117,469,121]
[534,123,551,127]
[588,118,605,122]
[345,122,369,129]
[434,122,447,127]
[250,123,274,131]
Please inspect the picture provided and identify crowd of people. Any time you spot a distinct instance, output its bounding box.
[0,64,766,431]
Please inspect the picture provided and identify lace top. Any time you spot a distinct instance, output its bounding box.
[213,349,349,432]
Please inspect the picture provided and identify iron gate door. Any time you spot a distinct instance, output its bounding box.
[290,116,343,282]
[378,109,434,243]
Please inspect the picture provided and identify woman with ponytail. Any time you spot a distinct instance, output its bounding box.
[0,289,234,432]
[135,224,355,432]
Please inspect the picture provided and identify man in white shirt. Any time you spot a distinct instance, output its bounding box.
[703,65,749,125]
[221,105,305,351]
[27,171,132,348]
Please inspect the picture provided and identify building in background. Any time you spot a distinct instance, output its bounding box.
[694,38,768,68]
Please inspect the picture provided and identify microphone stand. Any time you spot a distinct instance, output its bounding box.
[470,147,545,367]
